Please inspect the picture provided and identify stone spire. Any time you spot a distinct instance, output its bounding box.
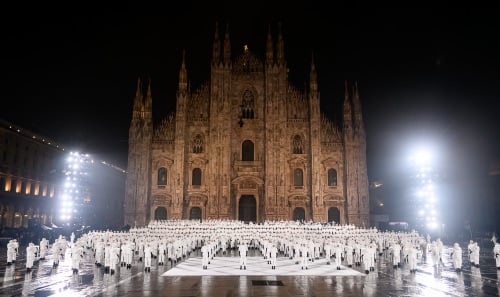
[309,53,317,94]
[276,22,285,65]
[132,77,142,118]
[343,80,353,134]
[223,23,231,64]
[352,81,365,134]
[212,22,220,64]
[178,50,188,94]
[266,25,274,65]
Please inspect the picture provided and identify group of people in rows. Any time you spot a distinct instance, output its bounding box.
[6,232,83,273]
[5,219,500,275]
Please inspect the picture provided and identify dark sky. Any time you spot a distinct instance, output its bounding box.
[1,8,498,191]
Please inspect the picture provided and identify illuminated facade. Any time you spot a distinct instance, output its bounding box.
[0,118,64,229]
[124,24,369,227]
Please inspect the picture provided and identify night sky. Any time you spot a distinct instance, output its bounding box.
[1,8,499,230]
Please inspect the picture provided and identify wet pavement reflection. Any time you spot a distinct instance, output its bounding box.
[1,239,499,297]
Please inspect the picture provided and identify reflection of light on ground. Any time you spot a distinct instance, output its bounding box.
[163,256,364,276]
[50,291,87,297]
[363,272,377,297]
[470,267,483,290]
[415,267,467,297]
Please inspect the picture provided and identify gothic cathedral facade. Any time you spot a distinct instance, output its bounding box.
[124,24,369,227]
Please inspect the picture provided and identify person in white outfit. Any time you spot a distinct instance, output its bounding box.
[323,241,332,265]
[104,243,112,273]
[144,244,152,272]
[110,244,121,275]
[201,244,209,270]
[158,241,166,266]
[430,241,440,267]
[300,243,309,270]
[52,240,62,268]
[270,244,278,270]
[450,242,463,272]
[334,244,343,270]
[39,238,49,260]
[468,240,474,264]
[408,245,418,273]
[471,242,480,268]
[493,242,500,270]
[391,241,402,268]
[71,244,84,274]
[6,239,18,265]
[25,243,37,272]
[238,242,248,270]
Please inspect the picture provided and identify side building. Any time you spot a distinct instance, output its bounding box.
[0,118,127,235]
[124,24,369,227]
[0,118,63,230]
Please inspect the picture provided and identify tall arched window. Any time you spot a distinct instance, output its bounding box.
[242,140,254,161]
[294,168,303,187]
[192,168,202,186]
[328,168,337,187]
[192,134,203,153]
[158,167,167,186]
[292,135,303,154]
[241,89,255,119]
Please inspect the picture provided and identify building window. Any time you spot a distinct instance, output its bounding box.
[25,181,31,195]
[15,180,21,193]
[158,167,167,186]
[34,182,40,196]
[241,89,255,119]
[242,140,254,161]
[294,168,303,187]
[328,169,337,187]
[192,168,202,186]
[292,135,303,154]
[192,134,203,153]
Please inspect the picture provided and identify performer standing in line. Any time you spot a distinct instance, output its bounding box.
[493,241,500,270]
[239,241,248,270]
[471,242,480,268]
[201,244,209,270]
[25,243,37,272]
[468,240,475,265]
[450,242,463,272]
[6,239,18,266]
[270,244,278,270]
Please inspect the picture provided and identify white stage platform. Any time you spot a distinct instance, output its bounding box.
[162,256,366,276]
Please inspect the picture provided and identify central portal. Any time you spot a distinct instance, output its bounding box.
[238,195,256,223]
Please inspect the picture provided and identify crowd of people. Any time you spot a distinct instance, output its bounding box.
[4,219,500,275]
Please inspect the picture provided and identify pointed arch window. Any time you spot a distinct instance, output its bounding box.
[192,134,203,153]
[192,168,202,186]
[242,140,254,161]
[158,167,167,186]
[241,89,255,119]
[328,168,337,187]
[294,168,304,187]
[292,134,303,154]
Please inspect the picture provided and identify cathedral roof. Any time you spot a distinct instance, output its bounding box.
[232,46,263,73]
